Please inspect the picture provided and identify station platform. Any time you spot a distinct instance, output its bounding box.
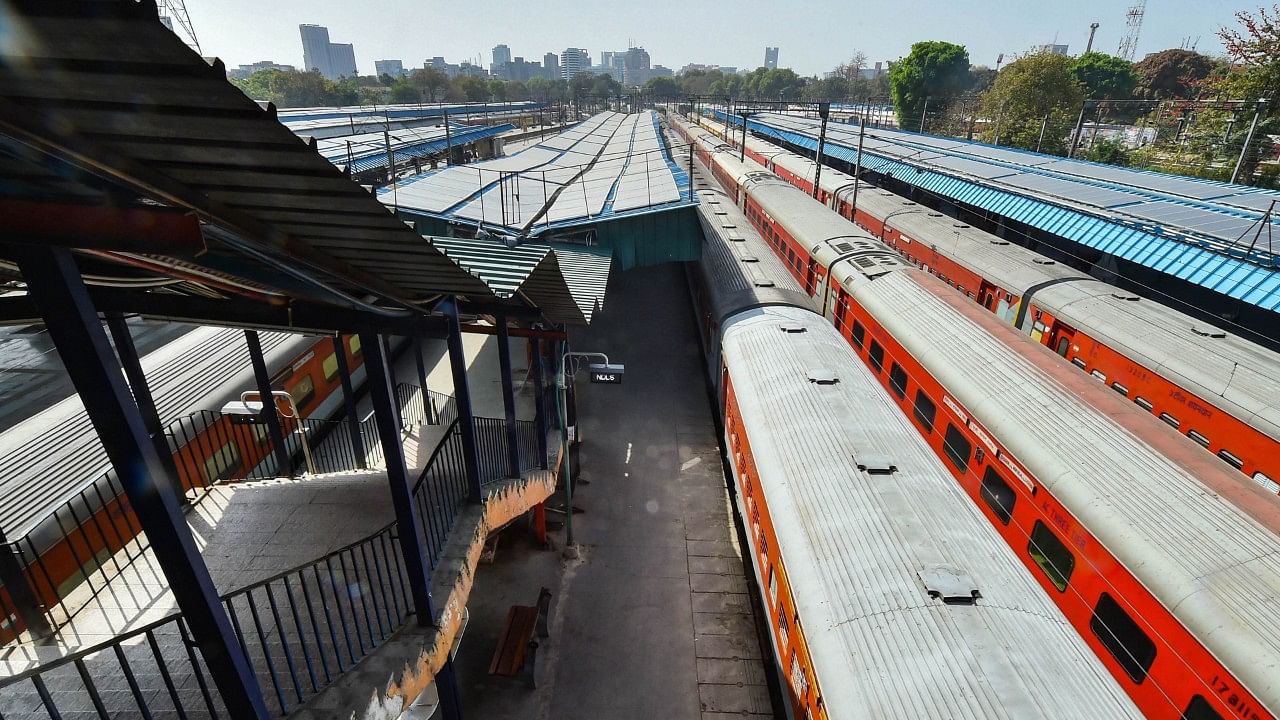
[0,326,532,671]
[452,264,777,719]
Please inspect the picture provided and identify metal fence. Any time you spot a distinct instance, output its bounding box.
[0,410,547,718]
[0,522,410,719]
[0,384,445,643]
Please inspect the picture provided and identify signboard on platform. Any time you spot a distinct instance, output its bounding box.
[589,363,625,384]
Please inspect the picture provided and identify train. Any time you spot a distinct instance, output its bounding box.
[667,112,1280,720]
[687,111,1280,493]
[685,170,1140,718]
[0,328,381,639]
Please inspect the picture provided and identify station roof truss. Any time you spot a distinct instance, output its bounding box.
[0,1,608,330]
[384,110,694,239]
[725,111,1280,312]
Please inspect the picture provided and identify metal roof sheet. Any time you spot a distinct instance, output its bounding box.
[728,112,1280,311]
[385,110,691,237]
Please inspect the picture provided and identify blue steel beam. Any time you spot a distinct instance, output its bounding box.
[245,330,292,478]
[496,316,521,478]
[442,300,483,502]
[332,335,366,468]
[106,312,183,497]
[357,330,435,625]
[12,244,270,719]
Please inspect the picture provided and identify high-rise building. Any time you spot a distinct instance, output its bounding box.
[544,52,560,79]
[623,47,650,86]
[374,59,404,78]
[300,24,333,78]
[764,46,779,69]
[299,24,358,79]
[491,44,512,76]
[561,48,589,80]
[329,43,357,78]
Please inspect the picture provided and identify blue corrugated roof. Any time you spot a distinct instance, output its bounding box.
[718,111,1280,312]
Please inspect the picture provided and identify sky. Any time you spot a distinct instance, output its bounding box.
[184,0,1248,76]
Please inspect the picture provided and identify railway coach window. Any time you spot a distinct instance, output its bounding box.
[1159,412,1181,429]
[851,321,866,349]
[1028,520,1074,592]
[888,363,908,399]
[913,392,936,434]
[1111,382,1129,397]
[322,353,339,382]
[203,442,242,485]
[942,424,972,472]
[1134,396,1154,412]
[1181,695,1224,720]
[979,468,1016,525]
[868,341,885,373]
[1090,592,1157,684]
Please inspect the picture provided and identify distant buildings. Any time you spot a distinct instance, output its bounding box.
[544,53,560,79]
[764,46,779,69]
[227,60,296,80]
[1034,43,1070,55]
[600,51,625,82]
[373,59,405,78]
[299,24,358,79]
[623,47,651,86]
[561,48,590,80]
[491,44,512,76]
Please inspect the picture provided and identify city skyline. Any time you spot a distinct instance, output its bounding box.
[187,0,1243,77]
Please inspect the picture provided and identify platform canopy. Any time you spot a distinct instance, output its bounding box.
[742,111,1280,262]
[384,110,693,238]
[0,1,608,329]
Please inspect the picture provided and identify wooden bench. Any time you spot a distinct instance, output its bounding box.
[488,587,552,687]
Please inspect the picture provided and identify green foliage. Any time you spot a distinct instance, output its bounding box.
[1132,49,1222,99]
[454,75,490,102]
[644,75,682,97]
[889,41,971,128]
[229,69,363,107]
[979,51,1084,154]
[1071,52,1137,100]
[1080,137,1131,166]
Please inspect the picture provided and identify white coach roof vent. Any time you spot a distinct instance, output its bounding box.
[918,564,981,605]
[855,454,897,475]
[806,369,839,385]
[779,324,807,334]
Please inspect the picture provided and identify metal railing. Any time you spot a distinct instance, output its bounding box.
[0,522,410,718]
[0,385,445,643]
[0,411,548,718]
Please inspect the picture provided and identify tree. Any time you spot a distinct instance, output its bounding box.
[526,75,551,100]
[979,51,1085,154]
[455,75,490,102]
[488,79,507,101]
[804,75,850,101]
[644,75,682,97]
[968,65,998,94]
[832,51,869,81]
[1071,52,1138,100]
[1216,4,1280,182]
[409,68,450,102]
[1080,137,1132,166]
[389,76,420,103]
[1133,49,1222,99]
[889,41,971,129]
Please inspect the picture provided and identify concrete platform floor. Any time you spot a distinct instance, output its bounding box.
[453,264,778,720]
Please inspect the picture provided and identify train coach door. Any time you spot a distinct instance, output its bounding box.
[1050,324,1076,358]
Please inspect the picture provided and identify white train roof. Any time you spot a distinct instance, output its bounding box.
[848,268,1280,712]
[721,305,1138,719]
[741,119,1280,451]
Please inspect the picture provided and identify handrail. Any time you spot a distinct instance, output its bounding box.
[0,386,449,643]
[0,408,550,717]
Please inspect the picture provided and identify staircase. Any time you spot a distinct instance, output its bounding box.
[0,409,553,720]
